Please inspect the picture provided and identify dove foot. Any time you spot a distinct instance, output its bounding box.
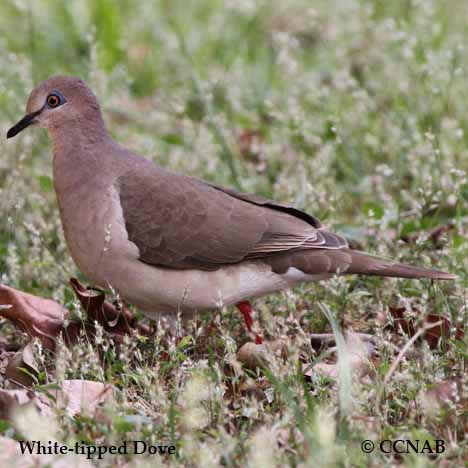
[235,301,263,344]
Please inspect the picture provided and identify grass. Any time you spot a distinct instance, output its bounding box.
[0,0,466,466]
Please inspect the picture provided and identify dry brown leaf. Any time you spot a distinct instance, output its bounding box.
[310,362,338,379]
[388,306,464,348]
[0,285,68,349]
[0,280,152,352]
[310,332,375,351]
[4,342,39,387]
[236,342,269,369]
[236,339,289,370]
[56,380,113,417]
[70,278,152,337]
[0,380,112,420]
[310,333,374,380]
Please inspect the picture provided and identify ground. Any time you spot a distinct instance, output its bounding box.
[0,0,466,466]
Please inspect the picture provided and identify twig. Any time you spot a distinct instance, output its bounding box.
[310,332,375,342]
[380,320,443,393]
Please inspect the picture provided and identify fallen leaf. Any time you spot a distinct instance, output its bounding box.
[388,306,464,348]
[0,285,68,349]
[0,281,152,351]
[309,333,375,381]
[70,278,152,337]
[4,342,39,387]
[56,380,113,417]
[236,342,269,369]
[236,339,289,370]
[310,332,375,351]
[0,379,112,420]
[309,362,338,379]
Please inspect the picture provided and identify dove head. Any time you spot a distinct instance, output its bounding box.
[7,76,106,139]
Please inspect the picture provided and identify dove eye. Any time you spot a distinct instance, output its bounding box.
[46,92,65,108]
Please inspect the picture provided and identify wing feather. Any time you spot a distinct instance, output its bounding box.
[118,164,347,270]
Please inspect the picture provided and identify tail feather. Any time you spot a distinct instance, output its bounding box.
[346,250,456,280]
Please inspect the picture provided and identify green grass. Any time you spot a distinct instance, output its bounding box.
[0,0,466,466]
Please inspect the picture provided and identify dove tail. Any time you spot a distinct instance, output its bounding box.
[346,250,455,280]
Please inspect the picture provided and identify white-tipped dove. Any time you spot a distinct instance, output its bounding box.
[7,76,455,337]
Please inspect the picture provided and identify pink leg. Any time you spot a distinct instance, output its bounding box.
[236,301,263,344]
